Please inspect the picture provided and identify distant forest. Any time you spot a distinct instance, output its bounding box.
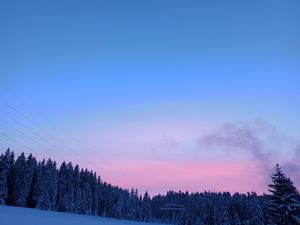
[0,149,299,225]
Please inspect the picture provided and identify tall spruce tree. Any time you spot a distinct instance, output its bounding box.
[32,159,58,210]
[78,169,92,214]
[31,160,46,209]
[12,153,36,206]
[44,159,58,210]
[56,162,74,212]
[0,149,12,204]
[91,172,98,215]
[247,192,265,225]
[113,191,127,219]
[127,188,139,220]
[11,152,27,206]
[141,191,152,222]
[25,154,37,207]
[268,164,300,225]
[73,164,81,214]
[96,176,102,216]
[6,150,15,205]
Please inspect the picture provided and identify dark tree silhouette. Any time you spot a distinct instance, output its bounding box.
[268,164,300,225]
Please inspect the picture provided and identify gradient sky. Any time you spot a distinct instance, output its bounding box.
[0,0,300,195]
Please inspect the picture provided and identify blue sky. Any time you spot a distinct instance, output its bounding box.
[0,0,299,194]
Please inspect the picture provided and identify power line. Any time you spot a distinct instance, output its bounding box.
[0,82,124,180]
[0,107,102,172]
[0,96,97,161]
[0,138,15,151]
[0,85,119,183]
[0,131,44,159]
[0,82,103,159]
[0,136,40,159]
[0,107,74,160]
[0,116,54,159]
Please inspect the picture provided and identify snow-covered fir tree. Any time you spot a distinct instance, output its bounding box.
[31,160,46,209]
[127,188,139,220]
[91,172,99,215]
[0,149,12,204]
[31,159,58,210]
[112,191,127,219]
[78,169,92,214]
[44,159,58,210]
[6,150,15,205]
[11,152,36,207]
[217,195,231,225]
[56,162,75,212]
[247,192,265,225]
[141,191,152,222]
[268,164,300,225]
[73,164,81,213]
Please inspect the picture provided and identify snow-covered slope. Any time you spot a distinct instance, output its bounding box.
[0,205,164,225]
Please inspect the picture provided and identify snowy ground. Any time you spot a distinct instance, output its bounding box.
[0,205,165,225]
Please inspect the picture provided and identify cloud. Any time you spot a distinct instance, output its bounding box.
[295,144,300,160]
[148,135,181,160]
[282,144,300,187]
[198,120,276,161]
[160,135,181,149]
[197,119,299,190]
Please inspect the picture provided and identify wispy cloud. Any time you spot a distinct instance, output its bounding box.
[148,135,181,160]
[282,144,300,187]
[197,119,299,189]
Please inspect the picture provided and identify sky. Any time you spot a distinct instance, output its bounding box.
[0,0,300,195]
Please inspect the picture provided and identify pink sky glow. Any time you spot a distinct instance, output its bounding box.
[97,159,267,196]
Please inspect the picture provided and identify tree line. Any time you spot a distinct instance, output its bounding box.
[0,149,299,225]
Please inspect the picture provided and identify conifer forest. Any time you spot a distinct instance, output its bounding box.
[0,149,299,225]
